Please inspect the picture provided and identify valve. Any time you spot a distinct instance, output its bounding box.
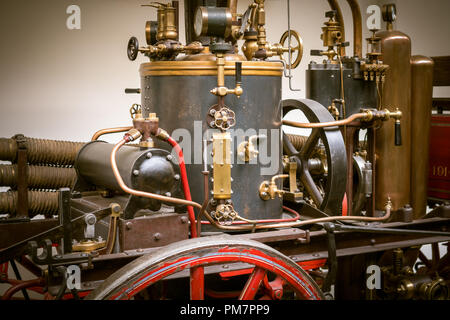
[259,174,288,200]
[210,61,243,98]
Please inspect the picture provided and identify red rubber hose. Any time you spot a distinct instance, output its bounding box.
[167,137,198,238]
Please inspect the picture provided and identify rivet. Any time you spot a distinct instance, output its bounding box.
[166,155,173,161]
[126,222,132,230]
[154,233,162,240]
[133,170,140,176]
[180,216,188,224]
[146,152,153,159]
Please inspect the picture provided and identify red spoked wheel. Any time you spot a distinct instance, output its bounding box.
[86,236,324,300]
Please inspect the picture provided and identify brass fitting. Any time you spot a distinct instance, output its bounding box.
[124,128,142,142]
[259,174,288,200]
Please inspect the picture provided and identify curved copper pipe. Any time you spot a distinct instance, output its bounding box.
[227,0,238,22]
[110,139,203,210]
[91,126,133,141]
[1,278,45,300]
[282,112,366,128]
[327,0,346,57]
[202,200,392,231]
[345,0,362,58]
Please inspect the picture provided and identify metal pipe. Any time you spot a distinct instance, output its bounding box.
[0,136,84,166]
[0,164,76,189]
[1,278,45,300]
[345,0,362,58]
[110,139,203,210]
[327,0,346,57]
[282,112,366,128]
[91,126,133,141]
[202,199,392,231]
[227,0,238,22]
[0,190,58,217]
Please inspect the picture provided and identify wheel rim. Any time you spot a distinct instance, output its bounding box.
[86,236,324,300]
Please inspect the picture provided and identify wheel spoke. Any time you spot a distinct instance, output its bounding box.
[418,251,432,269]
[300,128,320,159]
[190,266,204,300]
[301,169,323,206]
[239,267,267,300]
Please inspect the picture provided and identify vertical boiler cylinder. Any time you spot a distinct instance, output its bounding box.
[410,56,434,219]
[375,29,411,212]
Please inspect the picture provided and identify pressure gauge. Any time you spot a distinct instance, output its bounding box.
[193,6,232,39]
[145,21,158,45]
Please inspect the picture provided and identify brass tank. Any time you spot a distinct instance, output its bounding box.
[410,56,434,219]
[375,29,411,212]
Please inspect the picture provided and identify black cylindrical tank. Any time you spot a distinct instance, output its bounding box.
[140,59,284,220]
[74,141,182,218]
[306,61,378,116]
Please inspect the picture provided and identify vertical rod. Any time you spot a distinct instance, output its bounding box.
[190,266,205,300]
[59,188,72,254]
[10,260,30,300]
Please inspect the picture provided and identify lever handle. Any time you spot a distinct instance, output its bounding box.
[125,88,141,94]
[394,120,402,146]
[235,62,242,85]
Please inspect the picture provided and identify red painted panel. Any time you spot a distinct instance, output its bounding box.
[428,115,450,200]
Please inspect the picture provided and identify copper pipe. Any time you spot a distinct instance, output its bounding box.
[327,0,346,57]
[203,199,392,231]
[282,112,366,128]
[91,126,133,141]
[227,0,238,22]
[1,278,45,300]
[110,139,202,210]
[345,0,362,58]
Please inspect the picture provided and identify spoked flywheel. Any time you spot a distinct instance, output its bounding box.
[282,99,347,216]
[85,236,324,300]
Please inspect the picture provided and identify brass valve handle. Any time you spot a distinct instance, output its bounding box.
[279,30,303,69]
[129,104,142,120]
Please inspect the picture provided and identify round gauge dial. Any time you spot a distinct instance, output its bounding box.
[194,7,206,38]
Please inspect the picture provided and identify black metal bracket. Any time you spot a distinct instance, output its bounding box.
[28,239,91,267]
[322,223,337,298]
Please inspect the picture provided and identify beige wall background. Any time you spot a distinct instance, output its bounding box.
[0,0,449,298]
[1,0,449,142]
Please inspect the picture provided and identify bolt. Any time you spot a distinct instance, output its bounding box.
[133,169,140,176]
[166,155,173,161]
[136,248,143,253]
[210,121,216,127]
[165,192,171,197]
[154,233,162,241]
[174,174,180,180]
[87,216,96,225]
[222,265,229,269]
[84,282,91,287]
[312,253,319,257]
[261,192,268,197]
[97,236,103,242]
[370,238,376,245]
[126,222,133,230]
[210,109,216,116]
[180,216,188,224]
[146,152,153,159]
